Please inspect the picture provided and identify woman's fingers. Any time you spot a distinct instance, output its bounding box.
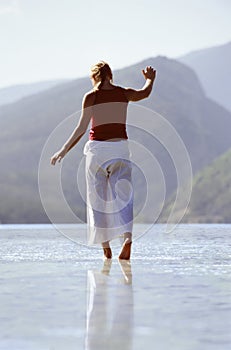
[142,66,156,80]
[50,156,56,165]
[50,152,64,165]
[50,154,58,165]
[147,67,156,79]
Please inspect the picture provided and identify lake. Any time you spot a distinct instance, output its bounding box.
[0,224,231,350]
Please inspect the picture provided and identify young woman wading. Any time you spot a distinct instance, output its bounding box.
[51,61,156,260]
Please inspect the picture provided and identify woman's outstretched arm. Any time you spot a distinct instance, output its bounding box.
[50,92,95,165]
[124,66,156,102]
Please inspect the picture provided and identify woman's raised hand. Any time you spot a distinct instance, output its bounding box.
[142,66,156,81]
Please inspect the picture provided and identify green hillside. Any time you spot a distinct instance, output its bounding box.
[160,148,231,223]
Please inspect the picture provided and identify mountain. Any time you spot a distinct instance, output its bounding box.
[1,56,231,223]
[178,41,231,111]
[160,148,231,223]
[0,80,69,107]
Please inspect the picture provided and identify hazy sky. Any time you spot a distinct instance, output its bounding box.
[0,0,230,87]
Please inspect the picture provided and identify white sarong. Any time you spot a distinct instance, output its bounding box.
[83,140,133,245]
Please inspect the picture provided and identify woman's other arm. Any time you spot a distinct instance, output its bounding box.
[124,66,156,102]
[50,92,95,165]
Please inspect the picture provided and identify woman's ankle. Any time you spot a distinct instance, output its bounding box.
[103,247,112,259]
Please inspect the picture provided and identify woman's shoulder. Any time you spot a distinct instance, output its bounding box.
[83,86,129,104]
[84,89,97,98]
[114,86,130,101]
[113,85,126,91]
[83,89,97,106]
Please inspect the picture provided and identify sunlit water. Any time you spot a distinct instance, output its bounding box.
[0,224,230,350]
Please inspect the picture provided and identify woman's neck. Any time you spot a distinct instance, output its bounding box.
[99,80,115,90]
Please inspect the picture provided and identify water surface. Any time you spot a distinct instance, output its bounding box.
[0,224,230,349]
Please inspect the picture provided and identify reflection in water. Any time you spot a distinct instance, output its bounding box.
[85,260,133,350]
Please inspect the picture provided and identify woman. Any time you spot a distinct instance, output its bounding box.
[50,61,156,260]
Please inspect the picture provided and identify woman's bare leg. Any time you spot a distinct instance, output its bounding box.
[123,232,132,243]
[102,240,110,248]
[118,232,132,260]
[102,241,112,259]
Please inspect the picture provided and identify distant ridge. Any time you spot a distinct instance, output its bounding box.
[178,41,231,111]
[0,79,70,107]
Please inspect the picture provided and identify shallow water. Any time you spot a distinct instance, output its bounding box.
[0,224,231,349]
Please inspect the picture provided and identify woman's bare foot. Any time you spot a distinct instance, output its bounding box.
[103,247,112,259]
[102,241,112,259]
[118,238,132,260]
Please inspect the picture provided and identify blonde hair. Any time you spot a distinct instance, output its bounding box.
[90,61,113,90]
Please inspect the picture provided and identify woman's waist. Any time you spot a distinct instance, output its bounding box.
[90,122,127,131]
[83,139,131,156]
[89,123,128,141]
